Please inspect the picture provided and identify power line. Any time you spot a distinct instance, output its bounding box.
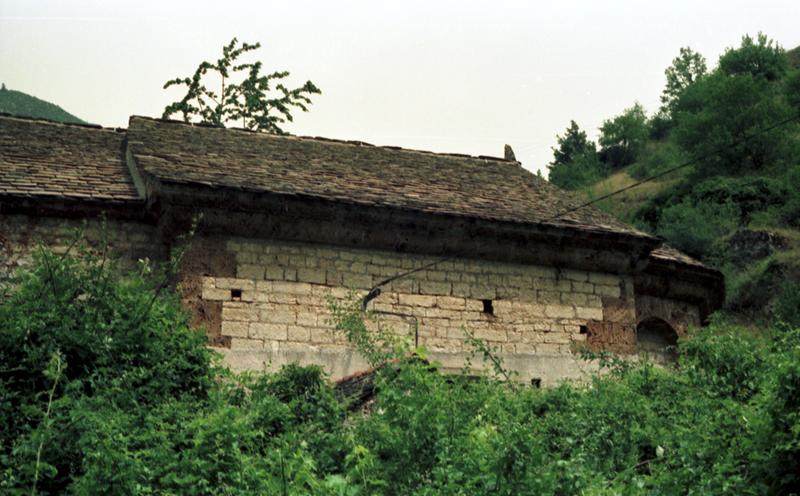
[361,112,800,311]
[362,256,452,310]
[545,112,800,222]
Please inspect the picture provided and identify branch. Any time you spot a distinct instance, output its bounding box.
[32,352,63,496]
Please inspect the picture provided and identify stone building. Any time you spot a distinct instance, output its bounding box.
[0,114,723,385]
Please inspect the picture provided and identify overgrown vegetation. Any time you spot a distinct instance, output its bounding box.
[3,30,799,495]
[2,239,799,494]
[548,33,800,324]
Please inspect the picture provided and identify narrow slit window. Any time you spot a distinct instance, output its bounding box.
[231,289,242,301]
[482,299,494,315]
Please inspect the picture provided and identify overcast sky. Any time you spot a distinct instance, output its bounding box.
[1,0,798,174]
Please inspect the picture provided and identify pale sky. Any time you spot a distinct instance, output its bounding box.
[1,0,798,174]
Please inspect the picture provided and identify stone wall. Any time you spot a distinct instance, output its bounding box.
[0,213,708,385]
[0,213,164,289]
[636,294,701,336]
[197,237,639,383]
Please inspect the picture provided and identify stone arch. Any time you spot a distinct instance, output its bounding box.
[636,317,678,363]
[635,295,696,339]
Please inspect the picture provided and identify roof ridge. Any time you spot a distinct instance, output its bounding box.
[0,112,125,133]
[128,114,518,164]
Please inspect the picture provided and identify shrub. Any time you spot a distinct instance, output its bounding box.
[774,279,800,328]
[756,328,800,493]
[547,151,607,190]
[689,176,788,223]
[4,234,800,494]
[777,164,800,227]
[629,141,687,180]
[657,200,739,258]
[679,325,765,400]
[0,241,215,490]
[647,112,674,141]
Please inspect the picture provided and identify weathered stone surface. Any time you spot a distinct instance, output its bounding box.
[180,238,692,380]
[250,322,288,341]
[221,321,249,338]
[0,115,722,386]
[602,297,637,325]
[583,320,636,354]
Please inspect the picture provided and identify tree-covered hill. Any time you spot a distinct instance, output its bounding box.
[0,84,86,124]
[547,35,800,325]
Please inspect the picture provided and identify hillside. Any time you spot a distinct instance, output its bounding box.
[581,164,683,223]
[552,37,800,325]
[0,85,86,124]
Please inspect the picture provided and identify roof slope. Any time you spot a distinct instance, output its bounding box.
[0,115,139,202]
[650,245,710,271]
[127,116,652,240]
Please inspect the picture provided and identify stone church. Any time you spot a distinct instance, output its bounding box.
[0,114,723,385]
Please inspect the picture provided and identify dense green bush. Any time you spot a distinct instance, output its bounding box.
[689,176,789,222]
[629,141,687,180]
[3,242,800,494]
[679,324,765,400]
[657,199,739,258]
[777,164,800,227]
[774,279,800,328]
[547,151,607,190]
[598,103,650,169]
[0,242,215,493]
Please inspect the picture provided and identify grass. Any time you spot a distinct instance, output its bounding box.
[579,166,682,222]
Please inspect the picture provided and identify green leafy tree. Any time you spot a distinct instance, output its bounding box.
[598,103,649,168]
[784,68,800,112]
[674,49,796,178]
[549,120,595,168]
[162,38,321,134]
[548,151,605,190]
[718,33,787,81]
[660,47,707,118]
[657,199,739,258]
[547,121,604,190]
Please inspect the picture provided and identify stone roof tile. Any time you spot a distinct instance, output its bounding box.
[650,245,710,271]
[0,114,140,203]
[127,116,653,240]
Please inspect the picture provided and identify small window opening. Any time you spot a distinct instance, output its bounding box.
[579,325,588,335]
[230,289,242,301]
[482,299,494,315]
[531,378,542,388]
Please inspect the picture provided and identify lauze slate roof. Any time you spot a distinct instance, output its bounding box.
[126,116,652,240]
[0,113,650,240]
[0,114,721,275]
[0,114,140,203]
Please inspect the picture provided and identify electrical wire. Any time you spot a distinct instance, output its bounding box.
[362,256,452,310]
[545,112,800,222]
[362,112,800,310]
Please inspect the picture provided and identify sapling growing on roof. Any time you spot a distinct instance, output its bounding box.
[162,38,321,134]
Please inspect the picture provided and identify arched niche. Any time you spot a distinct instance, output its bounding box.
[636,317,678,363]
